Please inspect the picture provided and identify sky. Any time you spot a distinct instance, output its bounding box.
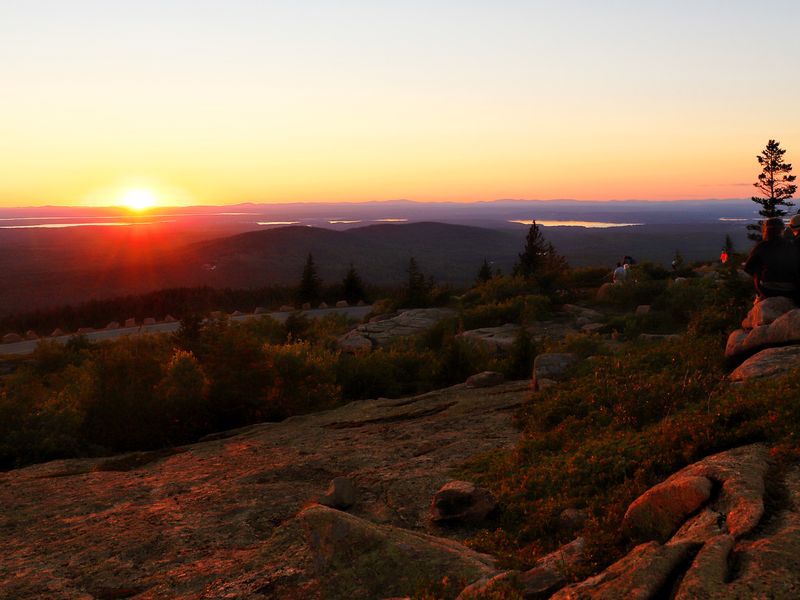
[1,0,799,207]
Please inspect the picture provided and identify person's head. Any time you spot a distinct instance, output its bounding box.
[616,262,621,267]
[762,217,785,241]
[789,214,800,237]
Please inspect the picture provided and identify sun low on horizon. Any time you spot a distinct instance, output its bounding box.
[119,189,159,212]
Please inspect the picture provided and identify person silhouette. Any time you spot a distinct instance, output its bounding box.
[743,218,800,301]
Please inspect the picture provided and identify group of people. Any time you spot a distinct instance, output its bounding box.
[611,255,636,284]
[744,216,800,301]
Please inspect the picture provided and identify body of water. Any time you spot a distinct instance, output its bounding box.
[509,219,644,228]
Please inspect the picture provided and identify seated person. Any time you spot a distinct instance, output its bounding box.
[744,217,800,300]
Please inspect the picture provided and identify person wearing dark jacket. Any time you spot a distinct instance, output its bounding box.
[744,217,800,301]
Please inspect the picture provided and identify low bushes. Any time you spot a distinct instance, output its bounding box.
[459,332,800,576]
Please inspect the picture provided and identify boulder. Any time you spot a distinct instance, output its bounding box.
[766,308,800,344]
[105,321,120,330]
[674,277,688,284]
[635,304,651,316]
[337,332,374,353]
[741,296,795,329]
[279,305,295,312]
[724,325,772,358]
[301,303,311,310]
[318,302,329,309]
[209,311,222,319]
[163,314,178,322]
[231,310,243,317]
[622,475,713,542]
[50,328,65,337]
[253,307,269,315]
[729,346,800,381]
[124,318,136,328]
[623,444,768,543]
[76,327,94,334]
[25,330,38,340]
[726,307,800,358]
[458,324,520,354]
[465,371,505,389]
[532,353,579,391]
[581,323,605,334]
[357,300,366,306]
[301,504,496,599]
[336,300,348,308]
[1,333,22,344]
[430,480,497,523]
[142,317,156,326]
[318,477,357,510]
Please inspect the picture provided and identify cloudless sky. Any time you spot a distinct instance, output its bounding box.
[1,0,798,206]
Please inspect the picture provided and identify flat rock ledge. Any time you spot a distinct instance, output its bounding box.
[0,381,528,600]
[338,308,456,351]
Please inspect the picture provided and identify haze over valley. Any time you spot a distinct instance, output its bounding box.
[0,199,757,314]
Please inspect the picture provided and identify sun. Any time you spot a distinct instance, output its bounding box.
[120,189,158,211]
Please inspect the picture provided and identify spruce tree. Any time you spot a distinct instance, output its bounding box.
[476,258,493,284]
[296,253,321,305]
[748,140,797,241]
[341,263,367,305]
[513,220,567,283]
[724,234,734,255]
[404,257,431,307]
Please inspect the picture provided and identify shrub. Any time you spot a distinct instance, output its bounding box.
[461,295,551,330]
[262,341,341,419]
[463,276,538,306]
[155,349,211,444]
[79,336,172,451]
[336,342,439,400]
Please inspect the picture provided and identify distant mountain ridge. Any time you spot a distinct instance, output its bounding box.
[0,219,753,314]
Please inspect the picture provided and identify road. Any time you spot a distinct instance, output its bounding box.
[0,305,373,357]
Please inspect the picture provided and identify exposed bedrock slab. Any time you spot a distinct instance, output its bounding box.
[0,381,527,599]
[301,504,496,600]
[337,308,456,351]
[551,540,699,600]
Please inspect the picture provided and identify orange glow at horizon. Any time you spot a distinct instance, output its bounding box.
[120,189,158,211]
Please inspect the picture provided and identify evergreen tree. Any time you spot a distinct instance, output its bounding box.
[341,263,367,305]
[296,253,321,305]
[476,258,493,284]
[513,221,567,284]
[724,234,734,255]
[748,140,797,240]
[403,257,431,307]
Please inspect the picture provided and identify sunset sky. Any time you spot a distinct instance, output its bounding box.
[1,1,799,207]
